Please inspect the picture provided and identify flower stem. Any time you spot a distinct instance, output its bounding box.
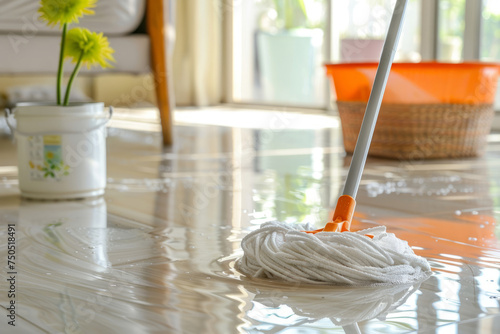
[63,51,84,106]
[57,23,67,106]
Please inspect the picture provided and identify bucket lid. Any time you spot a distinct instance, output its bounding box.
[14,102,106,118]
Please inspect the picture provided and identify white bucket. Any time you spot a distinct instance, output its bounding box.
[5,102,112,199]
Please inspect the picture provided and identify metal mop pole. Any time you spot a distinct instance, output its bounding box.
[342,0,409,199]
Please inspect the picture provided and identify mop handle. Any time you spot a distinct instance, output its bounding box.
[342,0,409,198]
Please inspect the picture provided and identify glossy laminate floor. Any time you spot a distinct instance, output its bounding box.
[0,107,500,333]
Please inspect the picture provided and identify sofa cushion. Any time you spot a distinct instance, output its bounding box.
[0,34,150,74]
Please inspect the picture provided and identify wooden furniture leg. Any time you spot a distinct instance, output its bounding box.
[147,0,174,145]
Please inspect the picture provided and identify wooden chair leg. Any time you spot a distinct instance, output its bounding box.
[147,0,174,145]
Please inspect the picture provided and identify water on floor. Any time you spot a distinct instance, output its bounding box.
[0,109,499,333]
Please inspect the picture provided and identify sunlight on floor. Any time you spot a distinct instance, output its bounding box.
[174,108,340,129]
[109,107,340,132]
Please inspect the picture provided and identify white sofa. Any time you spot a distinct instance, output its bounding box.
[0,0,149,75]
[0,0,174,144]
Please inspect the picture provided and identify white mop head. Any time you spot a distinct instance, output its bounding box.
[236,221,431,285]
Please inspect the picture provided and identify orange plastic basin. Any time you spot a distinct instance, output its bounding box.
[325,62,500,104]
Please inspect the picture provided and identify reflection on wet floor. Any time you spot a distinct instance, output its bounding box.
[0,109,500,333]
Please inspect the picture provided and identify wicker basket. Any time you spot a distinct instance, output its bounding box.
[337,101,494,160]
[326,62,500,160]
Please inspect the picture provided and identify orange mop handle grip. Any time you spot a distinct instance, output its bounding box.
[331,195,356,232]
[304,195,357,234]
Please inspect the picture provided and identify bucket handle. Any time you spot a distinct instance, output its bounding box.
[4,106,113,136]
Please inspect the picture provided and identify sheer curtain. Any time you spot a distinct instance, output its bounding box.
[173,0,223,106]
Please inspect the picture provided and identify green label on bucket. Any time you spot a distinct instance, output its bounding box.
[28,135,70,180]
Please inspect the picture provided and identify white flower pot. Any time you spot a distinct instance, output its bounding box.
[6,102,111,200]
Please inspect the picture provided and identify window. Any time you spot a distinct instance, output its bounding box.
[227,0,500,112]
[330,0,421,63]
[482,0,500,112]
[482,0,500,61]
[437,0,465,61]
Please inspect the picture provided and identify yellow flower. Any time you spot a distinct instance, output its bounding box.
[29,161,35,169]
[38,0,96,27]
[46,152,54,159]
[64,28,115,69]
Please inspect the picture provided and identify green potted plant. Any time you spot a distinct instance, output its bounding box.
[5,0,115,200]
[256,0,324,104]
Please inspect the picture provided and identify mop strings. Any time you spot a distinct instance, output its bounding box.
[236,221,432,285]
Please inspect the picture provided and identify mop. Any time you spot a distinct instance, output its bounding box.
[236,0,431,285]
